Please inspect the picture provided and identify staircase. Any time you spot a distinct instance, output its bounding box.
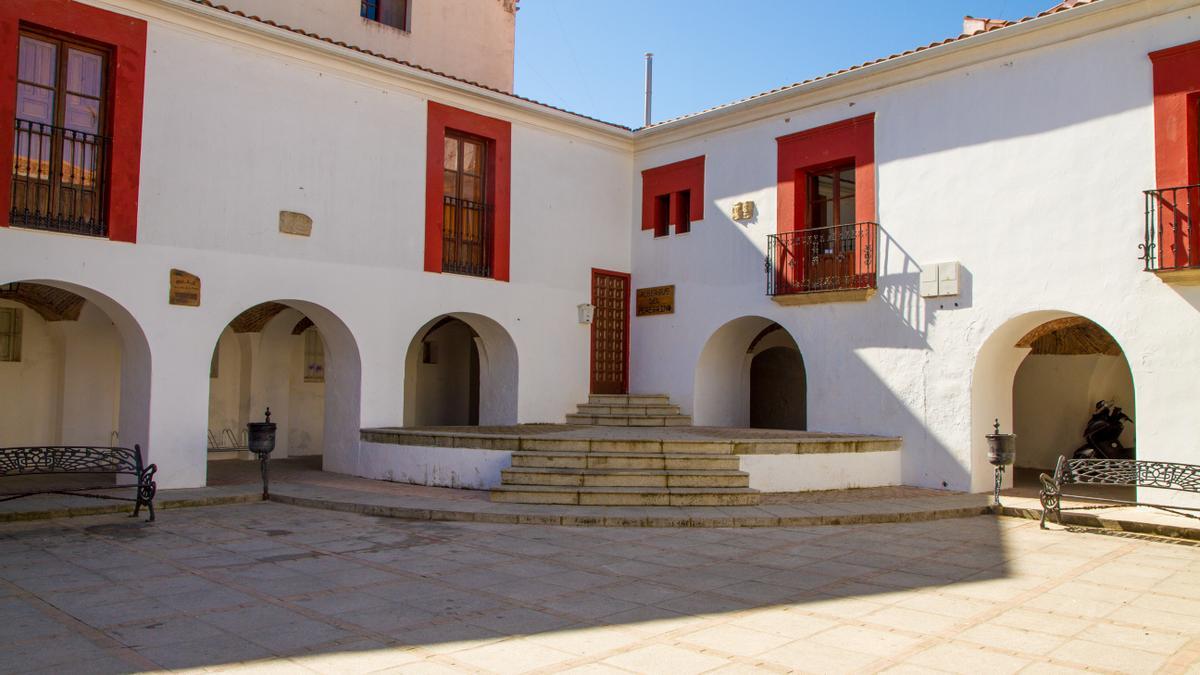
[565,393,693,427]
[490,394,761,506]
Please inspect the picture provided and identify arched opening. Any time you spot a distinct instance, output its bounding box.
[694,316,806,429]
[0,280,151,453]
[403,313,517,427]
[206,300,361,480]
[971,311,1135,492]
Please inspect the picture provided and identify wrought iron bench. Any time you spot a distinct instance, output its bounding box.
[1039,456,1200,528]
[0,445,157,521]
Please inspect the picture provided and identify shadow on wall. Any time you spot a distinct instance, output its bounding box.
[403,312,518,427]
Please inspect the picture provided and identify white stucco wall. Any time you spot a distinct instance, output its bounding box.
[359,441,511,489]
[741,451,902,492]
[0,0,630,488]
[630,1,1200,495]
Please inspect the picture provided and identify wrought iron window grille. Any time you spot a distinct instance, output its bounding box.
[10,119,109,238]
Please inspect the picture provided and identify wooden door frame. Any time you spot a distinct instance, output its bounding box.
[590,268,631,395]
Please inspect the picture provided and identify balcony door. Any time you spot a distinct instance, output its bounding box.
[805,164,856,289]
[442,132,491,277]
[12,31,109,236]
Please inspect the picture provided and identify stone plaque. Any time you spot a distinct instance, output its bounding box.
[279,210,312,236]
[169,269,201,307]
[636,285,675,316]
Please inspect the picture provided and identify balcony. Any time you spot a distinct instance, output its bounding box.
[9,119,109,238]
[1144,185,1200,284]
[766,222,878,305]
[442,195,493,278]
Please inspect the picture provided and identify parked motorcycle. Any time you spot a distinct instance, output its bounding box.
[1072,400,1134,460]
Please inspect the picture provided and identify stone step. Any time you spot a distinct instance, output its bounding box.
[575,403,682,417]
[587,394,672,406]
[500,467,750,488]
[565,413,692,427]
[510,452,740,471]
[489,485,761,507]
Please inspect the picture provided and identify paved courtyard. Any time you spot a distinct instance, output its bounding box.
[1,504,1199,674]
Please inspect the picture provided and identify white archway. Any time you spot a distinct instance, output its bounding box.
[693,316,805,428]
[970,310,1134,491]
[0,278,151,454]
[403,312,518,426]
[205,299,362,478]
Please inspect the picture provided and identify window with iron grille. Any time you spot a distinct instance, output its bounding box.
[442,132,492,277]
[0,308,23,363]
[11,31,111,237]
[361,0,409,31]
[304,328,325,383]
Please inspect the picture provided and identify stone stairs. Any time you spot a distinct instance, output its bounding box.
[564,394,693,427]
[490,394,760,506]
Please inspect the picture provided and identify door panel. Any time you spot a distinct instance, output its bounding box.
[590,270,629,395]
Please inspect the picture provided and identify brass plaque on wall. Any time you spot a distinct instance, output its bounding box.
[636,285,675,316]
[169,269,201,307]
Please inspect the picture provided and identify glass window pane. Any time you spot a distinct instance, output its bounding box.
[15,83,54,124]
[839,196,856,225]
[18,36,56,87]
[66,49,104,98]
[0,310,11,332]
[378,0,407,28]
[0,335,10,361]
[64,94,101,133]
[443,137,458,171]
[811,201,832,229]
[463,141,483,175]
[461,176,482,202]
[839,167,856,189]
[443,170,458,198]
[812,173,835,201]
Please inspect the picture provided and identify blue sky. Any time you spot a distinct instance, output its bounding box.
[514,0,1056,128]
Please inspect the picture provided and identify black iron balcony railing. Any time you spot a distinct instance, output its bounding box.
[442,195,492,278]
[766,222,878,296]
[1143,185,1200,273]
[10,119,109,238]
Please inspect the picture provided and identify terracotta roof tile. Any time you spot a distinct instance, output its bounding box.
[189,0,1099,134]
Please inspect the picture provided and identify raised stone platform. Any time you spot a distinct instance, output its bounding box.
[358,425,904,501]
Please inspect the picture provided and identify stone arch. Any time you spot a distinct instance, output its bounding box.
[0,278,151,454]
[970,310,1134,491]
[694,316,806,428]
[403,312,518,426]
[206,299,362,476]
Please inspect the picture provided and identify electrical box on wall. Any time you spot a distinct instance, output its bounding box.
[920,261,960,298]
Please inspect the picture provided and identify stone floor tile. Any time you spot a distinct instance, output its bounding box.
[602,643,731,675]
[138,633,276,670]
[525,625,644,658]
[902,641,1032,674]
[956,622,1068,656]
[678,623,793,657]
[862,605,963,635]
[809,624,925,657]
[537,591,643,620]
[1049,638,1166,674]
[450,637,577,673]
[758,638,879,673]
[106,614,229,649]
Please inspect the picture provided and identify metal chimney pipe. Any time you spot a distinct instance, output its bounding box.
[643,52,653,127]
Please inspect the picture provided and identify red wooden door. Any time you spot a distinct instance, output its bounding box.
[590,269,629,395]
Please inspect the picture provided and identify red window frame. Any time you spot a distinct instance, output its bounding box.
[1149,41,1200,269]
[776,114,875,235]
[424,101,511,281]
[0,0,146,243]
[641,155,704,236]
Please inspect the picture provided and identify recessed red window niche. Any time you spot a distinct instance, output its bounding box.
[641,155,704,237]
[776,113,875,235]
[0,0,147,243]
[1149,41,1200,269]
[425,101,512,281]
